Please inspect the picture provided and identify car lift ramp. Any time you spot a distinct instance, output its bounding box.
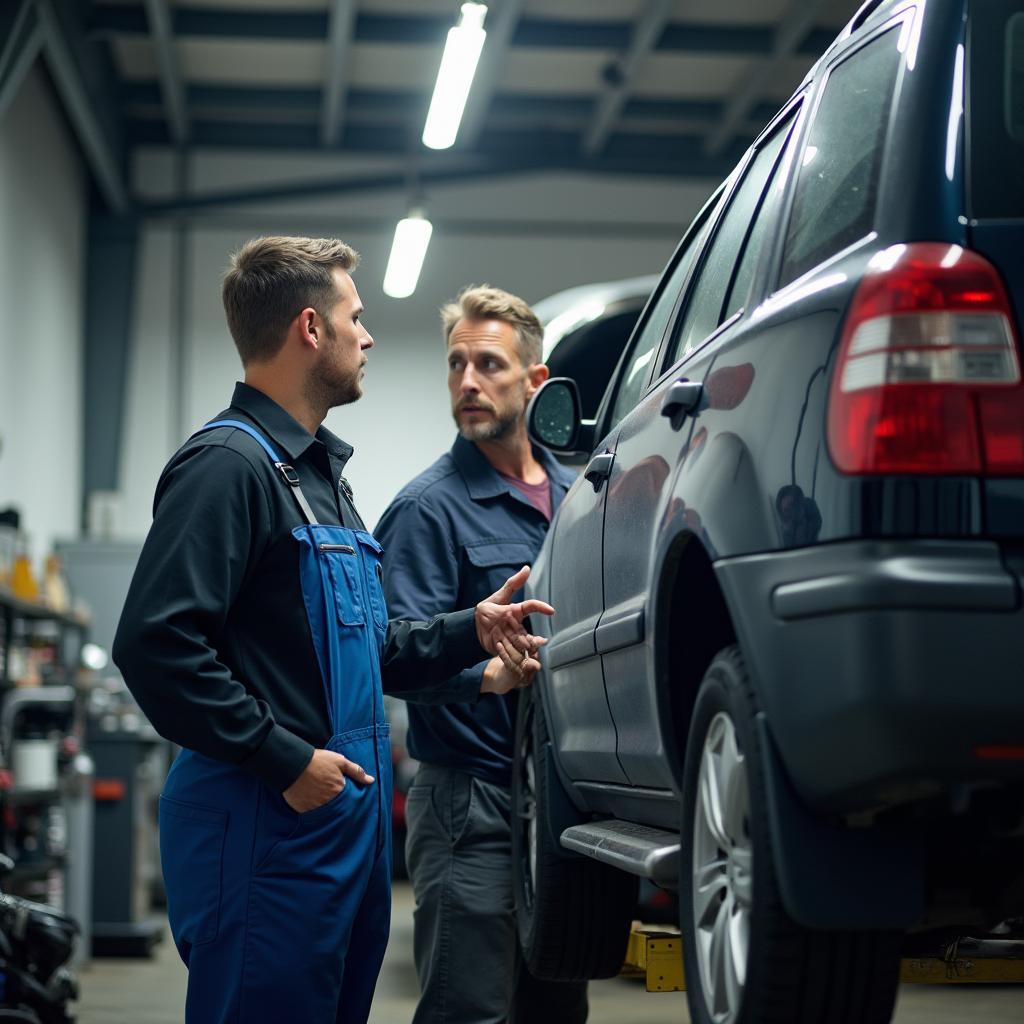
[621,928,1024,993]
[563,823,1024,990]
[900,937,1024,984]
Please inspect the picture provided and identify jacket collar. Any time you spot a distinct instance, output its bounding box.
[229,382,354,468]
[449,433,573,504]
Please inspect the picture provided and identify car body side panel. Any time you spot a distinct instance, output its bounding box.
[678,308,843,558]
[599,370,701,790]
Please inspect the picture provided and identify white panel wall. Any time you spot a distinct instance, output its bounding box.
[0,66,86,564]
[121,148,718,534]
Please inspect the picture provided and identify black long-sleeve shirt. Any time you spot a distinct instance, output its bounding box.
[113,383,485,793]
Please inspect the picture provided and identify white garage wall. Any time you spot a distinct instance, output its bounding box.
[120,148,718,534]
[0,66,86,565]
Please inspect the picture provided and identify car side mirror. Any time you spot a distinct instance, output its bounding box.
[527,378,583,452]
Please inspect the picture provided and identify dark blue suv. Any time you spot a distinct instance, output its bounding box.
[514,2,1024,1022]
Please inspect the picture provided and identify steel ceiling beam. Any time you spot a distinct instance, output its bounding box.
[458,0,524,150]
[320,0,356,147]
[137,143,733,217]
[703,0,830,157]
[165,212,685,241]
[581,0,673,156]
[140,157,536,214]
[0,0,43,123]
[143,0,188,144]
[87,5,836,56]
[121,82,782,131]
[37,0,130,212]
[124,115,749,169]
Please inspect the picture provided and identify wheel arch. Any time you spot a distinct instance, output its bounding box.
[652,528,738,788]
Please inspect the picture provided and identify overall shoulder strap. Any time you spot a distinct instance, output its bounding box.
[194,418,319,526]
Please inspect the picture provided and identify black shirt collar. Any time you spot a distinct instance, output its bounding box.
[229,382,354,470]
[450,434,569,502]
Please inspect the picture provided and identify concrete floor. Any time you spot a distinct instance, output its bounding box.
[75,883,1023,1023]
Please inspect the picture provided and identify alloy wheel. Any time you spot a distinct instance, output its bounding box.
[692,711,752,1024]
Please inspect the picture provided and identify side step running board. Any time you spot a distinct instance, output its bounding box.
[560,820,680,888]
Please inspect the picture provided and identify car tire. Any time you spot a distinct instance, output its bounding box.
[680,645,903,1024]
[512,685,638,981]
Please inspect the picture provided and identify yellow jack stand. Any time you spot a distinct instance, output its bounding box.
[621,923,686,992]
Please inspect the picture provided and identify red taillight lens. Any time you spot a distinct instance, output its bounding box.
[828,244,1024,475]
[832,388,980,474]
[978,392,1024,472]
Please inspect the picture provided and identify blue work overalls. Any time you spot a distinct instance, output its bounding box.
[157,421,393,1024]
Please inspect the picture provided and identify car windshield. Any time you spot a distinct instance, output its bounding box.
[969,0,1024,218]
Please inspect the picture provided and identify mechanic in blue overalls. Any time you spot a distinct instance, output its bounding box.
[113,236,548,1024]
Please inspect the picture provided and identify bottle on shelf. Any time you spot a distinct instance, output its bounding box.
[10,533,39,603]
[41,555,70,614]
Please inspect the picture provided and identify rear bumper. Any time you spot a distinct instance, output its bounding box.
[716,540,1024,812]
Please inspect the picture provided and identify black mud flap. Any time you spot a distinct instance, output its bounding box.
[757,714,925,930]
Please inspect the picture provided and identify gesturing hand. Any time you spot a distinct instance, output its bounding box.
[479,653,539,695]
[282,748,375,814]
[474,566,553,670]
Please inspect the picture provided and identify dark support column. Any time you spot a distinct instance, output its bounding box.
[81,206,139,531]
[170,150,190,447]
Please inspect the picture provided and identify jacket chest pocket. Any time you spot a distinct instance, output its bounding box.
[463,540,536,595]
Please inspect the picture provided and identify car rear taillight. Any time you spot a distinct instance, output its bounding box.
[827,243,1024,475]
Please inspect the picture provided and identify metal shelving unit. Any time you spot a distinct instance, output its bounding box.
[0,588,87,918]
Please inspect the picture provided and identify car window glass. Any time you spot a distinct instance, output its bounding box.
[607,211,715,427]
[668,119,792,365]
[722,120,795,320]
[779,28,901,286]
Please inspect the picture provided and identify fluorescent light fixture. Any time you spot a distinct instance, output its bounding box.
[422,3,487,150]
[383,210,433,298]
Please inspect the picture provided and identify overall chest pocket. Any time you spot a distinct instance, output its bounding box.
[321,544,365,626]
[464,541,536,595]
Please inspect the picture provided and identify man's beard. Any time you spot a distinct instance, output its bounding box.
[306,324,361,412]
[454,404,521,443]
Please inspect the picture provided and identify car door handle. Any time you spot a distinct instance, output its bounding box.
[584,451,615,492]
[660,380,703,428]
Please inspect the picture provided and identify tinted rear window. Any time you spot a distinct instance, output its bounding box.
[779,28,902,286]
[969,0,1024,218]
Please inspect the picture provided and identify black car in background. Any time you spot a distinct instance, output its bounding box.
[534,275,658,425]
[514,2,1024,1022]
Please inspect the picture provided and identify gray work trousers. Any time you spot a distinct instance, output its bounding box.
[405,764,589,1024]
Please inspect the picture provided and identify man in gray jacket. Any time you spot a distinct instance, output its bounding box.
[377,286,587,1024]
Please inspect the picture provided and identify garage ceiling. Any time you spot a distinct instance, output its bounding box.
[6,0,867,211]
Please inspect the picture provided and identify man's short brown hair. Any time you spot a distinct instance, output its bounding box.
[222,236,360,365]
[440,285,543,366]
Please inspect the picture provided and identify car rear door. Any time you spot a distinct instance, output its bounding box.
[544,451,627,783]
[600,105,803,790]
